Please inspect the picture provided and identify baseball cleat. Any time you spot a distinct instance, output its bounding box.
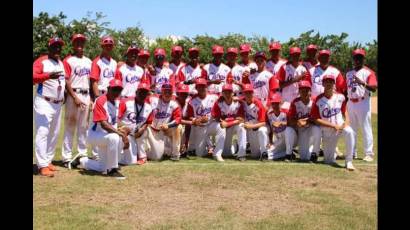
[310,152,318,163]
[285,153,296,162]
[136,158,147,165]
[319,149,324,157]
[260,152,269,161]
[363,155,374,162]
[237,156,246,161]
[346,161,356,171]
[39,167,54,177]
[107,168,126,179]
[48,163,58,171]
[214,155,225,162]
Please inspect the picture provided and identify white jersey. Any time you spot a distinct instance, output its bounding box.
[229,64,245,94]
[151,66,175,94]
[277,63,308,103]
[33,55,66,100]
[249,70,274,103]
[169,62,185,75]
[118,98,154,133]
[288,97,314,120]
[204,63,231,94]
[115,63,145,98]
[63,55,92,89]
[90,56,117,92]
[346,66,377,100]
[311,93,346,127]
[186,94,219,125]
[266,109,287,134]
[212,100,245,120]
[242,98,266,124]
[177,64,205,94]
[90,95,120,133]
[266,59,287,75]
[308,65,343,97]
[151,98,181,130]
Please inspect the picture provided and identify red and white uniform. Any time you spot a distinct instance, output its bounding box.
[177,64,207,94]
[151,66,175,94]
[117,98,154,164]
[276,62,309,109]
[302,60,317,71]
[61,55,93,162]
[307,64,346,97]
[90,56,117,93]
[285,97,321,160]
[33,55,66,169]
[346,66,377,157]
[242,98,269,157]
[169,61,185,75]
[212,100,247,157]
[248,70,274,107]
[204,63,231,94]
[311,93,354,163]
[80,95,123,172]
[115,63,145,98]
[266,109,288,159]
[266,59,287,75]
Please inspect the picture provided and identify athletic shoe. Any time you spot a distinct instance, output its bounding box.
[48,163,57,171]
[39,167,54,177]
[310,153,318,163]
[346,161,356,171]
[237,156,246,161]
[260,152,269,161]
[214,155,224,162]
[107,168,126,179]
[363,155,374,162]
[319,149,324,157]
[285,153,296,162]
[136,158,147,165]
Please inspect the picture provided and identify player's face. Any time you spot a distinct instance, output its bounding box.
[49,44,62,59]
[306,49,317,59]
[240,52,249,62]
[72,39,85,55]
[155,55,165,66]
[271,102,280,111]
[244,91,253,101]
[222,90,233,101]
[226,53,237,64]
[109,87,123,98]
[213,53,223,63]
[102,44,114,53]
[196,85,207,97]
[323,79,335,91]
[318,55,330,65]
[161,89,173,102]
[177,92,189,101]
[290,53,300,63]
[189,52,199,64]
[138,56,149,65]
[127,51,138,63]
[136,89,149,101]
[299,87,311,99]
[171,51,182,60]
[270,50,280,59]
[353,55,364,67]
[255,57,265,70]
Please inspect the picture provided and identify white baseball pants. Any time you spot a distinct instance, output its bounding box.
[188,121,226,157]
[246,126,269,158]
[321,126,355,164]
[222,123,246,157]
[62,93,91,162]
[145,125,181,160]
[268,131,288,160]
[119,130,149,165]
[34,96,63,169]
[285,125,322,160]
[347,98,374,157]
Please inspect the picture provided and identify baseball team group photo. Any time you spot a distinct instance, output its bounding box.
[33,0,377,229]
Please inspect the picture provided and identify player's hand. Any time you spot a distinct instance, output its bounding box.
[199,63,205,69]
[159,124,169,131]
[134,127,145,138]
[220,120,228,128]
[244,122,254,129]
[200,116,209,123]
[272,121,281,128]
[49,71,63,79]
[147,65,156,75]
[118,126,131,136]
[242,70,250,79]
[293,73,305,83]
[192,118,201,126]
[297,118,308,128]
[74,97,87,109]
[121,135,130,149]
[334,124,344,132]
[352,75,365,86]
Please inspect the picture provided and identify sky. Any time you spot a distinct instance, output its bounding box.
[33,0,377,44]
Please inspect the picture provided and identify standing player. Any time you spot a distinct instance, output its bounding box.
[78,79,128,178]
[306,49,346,98]
[212,84,247,161]
[238,44,253,67]
[311,75,355,170]
[90,36,117,97]
[186,78,224,158]
[225,47,245,95]
[177,47,207,95]
[146,83,182,161]
[115,45,146,98]
[302,44,318,70]
[266,42,287,75]
[136,49,152,84]
[285,80,321,162]
[150,48,175,94]
[61,34,92,167]
[204,45,231,95]
[33,37,66,177]
[169,45,185,75]
[276,47,309,111]
[346,49,377,162]
[241,84,269,160]
[118,82,153,165]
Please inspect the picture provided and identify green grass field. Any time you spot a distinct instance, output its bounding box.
[33,110,377,230]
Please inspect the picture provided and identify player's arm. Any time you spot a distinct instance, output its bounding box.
[287,102,298,128]
[90,59,101,100]
[310,100,339,129]
[33,58,61,84]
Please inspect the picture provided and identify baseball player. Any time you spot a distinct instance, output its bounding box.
[145,83,182,161]
[176,47,207,95]
[115,45,146,98]
[285,80,321,162]
[78,79,128,178]
[266,42,287,75]
[302,44,318,70]
[204,45,231,95]
[246,51,278,107]
[61,34,92,167]
[266,93,294,161]
[149,48,176,94]
[310,75,355,171]
[33,37,66,177]
[276,47,309,111]
[346,49,378,162]
[212,84,247,161]
[117,82,153,165]
[240,84,269,159]
[90,36,117,98]
[169,45,185,74]
[306,49,346,98]
[238,44,253,67]
[186,78,224,158]
[225,47,245,95]
[175,83,193,155]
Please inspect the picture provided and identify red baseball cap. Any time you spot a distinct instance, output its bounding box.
[227,47,238,54]
[48,37,64,47]
[161,83,173,91]
[176,83,189,93]
[254,51,267,60]
[306,44,318,51]
[138,49,150,57]
[137,82,150,91]
[269,93,282,103]
[171,45,183,54]
[71,34,86,43]
[269,42,281,51]
[212,45,224,54]
[240,44,251,53]
[222,84,233,92]
[189,47,200,54]
[242,84,254,93]
[289,47,301,55]
[109,79,123,88]
[352,48,366,57]
[322,75,336,82]
[154,48,166,57]
[126,46,139,54]
[100,36,114,46]
[318,49,331,56]
[195,78,207,86]
[298,80,312,89]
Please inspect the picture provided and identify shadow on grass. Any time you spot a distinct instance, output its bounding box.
[78,170,105,177]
